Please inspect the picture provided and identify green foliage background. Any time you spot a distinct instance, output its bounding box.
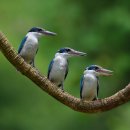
[0,0,130,130]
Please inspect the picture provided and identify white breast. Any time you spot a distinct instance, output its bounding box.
[49,56,68,86]
[82,74,98,100]
[20,34,38,63]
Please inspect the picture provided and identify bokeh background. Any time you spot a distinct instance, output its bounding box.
[0,0,130,130]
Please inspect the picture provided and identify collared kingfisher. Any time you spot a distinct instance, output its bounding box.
[18,27,56,67]
[48,47,86,90]
[80,65,113,101]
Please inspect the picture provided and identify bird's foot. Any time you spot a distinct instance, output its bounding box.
[34,67,40,74]
[60,87,64,92]
[93,97,101,101]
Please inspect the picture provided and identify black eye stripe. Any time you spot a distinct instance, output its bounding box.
[29,27,43,32]
[95,67,99,70]
[87,65,99,70]
[38,29,42,31]
[66,49,70,52]
[58,48,71,53]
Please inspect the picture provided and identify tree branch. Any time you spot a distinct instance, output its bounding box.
[0,31,130,113]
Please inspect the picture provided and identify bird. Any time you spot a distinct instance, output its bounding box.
[80,65,113,101]
[48,47,86,90]
[18,27,56,67]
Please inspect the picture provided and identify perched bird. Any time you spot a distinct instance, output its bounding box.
[80,65,113,101]
[18,27,56,67]
[48,47,86,90]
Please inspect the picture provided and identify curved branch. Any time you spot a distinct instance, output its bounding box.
[0,31,130,113]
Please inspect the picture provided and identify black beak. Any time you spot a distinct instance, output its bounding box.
[41,30,57,36]
[69,50,87,56]
[97,68,113,76]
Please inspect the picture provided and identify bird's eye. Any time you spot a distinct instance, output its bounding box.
[66,49,71,52]
[38,29,42,31]
[95,67,99,70]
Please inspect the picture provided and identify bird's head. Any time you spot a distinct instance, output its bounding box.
[28,27,57,38]
[56,47,86,58]
[85,65,113,76]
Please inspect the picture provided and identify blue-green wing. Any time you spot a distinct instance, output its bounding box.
[64,61,69,80]
[47,60,54,79]
[97,77,99,97]
[18,36,27,53]
[80,75,84,99]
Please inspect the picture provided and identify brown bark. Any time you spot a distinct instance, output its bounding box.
[0,31,130,113]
